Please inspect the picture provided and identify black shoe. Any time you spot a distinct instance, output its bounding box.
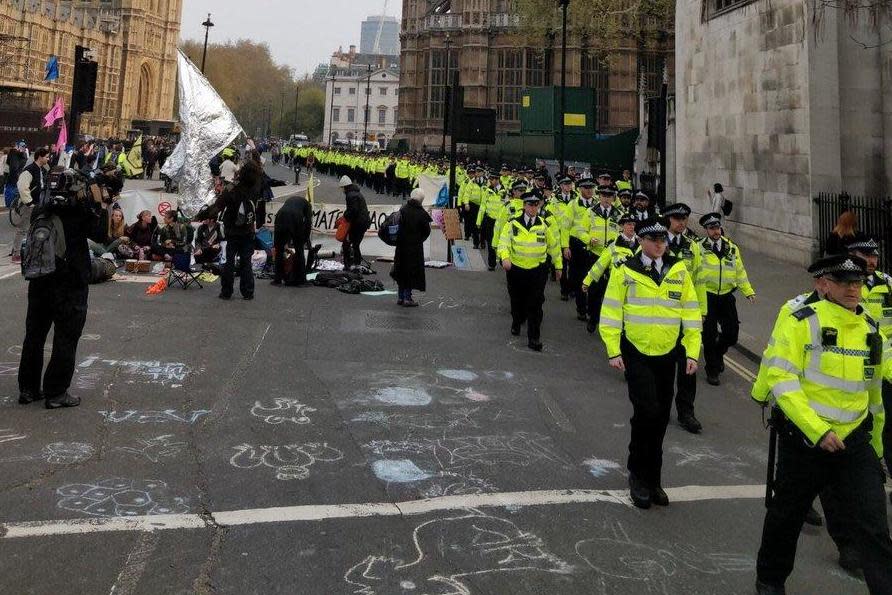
[270,279,283,286]
[45,392,81,409]
[755,580,786,595]
[629,475,651,509]
[719,361,725,373]
[706,373,720,386]
[651,486,669,506]
[511,325,521,336]
[838,546,862,573]
[679,414,703,434]
[586,321,597,334]
[242,294,254,301]
[18,390,43,405]
[804,505,824,527]
[528,340,543,352]
[218,293,232,300]
[576,313,587,321]
[560,294,569,302]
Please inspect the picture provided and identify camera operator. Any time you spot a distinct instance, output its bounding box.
[18,167,99,409]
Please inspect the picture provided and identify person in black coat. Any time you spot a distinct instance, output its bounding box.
[272,195,313,286]
[339,176,371,269]
[392,188,432,307]
[219,159,261,300]
[19,169,100,409]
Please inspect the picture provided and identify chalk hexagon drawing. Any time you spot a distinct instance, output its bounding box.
[55,478,189,518]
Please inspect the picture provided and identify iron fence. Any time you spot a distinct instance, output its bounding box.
[814,192,892,264]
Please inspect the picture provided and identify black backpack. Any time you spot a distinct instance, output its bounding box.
[377,210,401,246]
[21,204,66,280]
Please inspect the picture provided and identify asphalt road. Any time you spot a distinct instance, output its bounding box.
[0,230,881,594]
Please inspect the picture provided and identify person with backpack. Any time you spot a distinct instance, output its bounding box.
[18,169,99,409]
[339,175,371,270]
[390,188,432,307]
[219,159,260,300]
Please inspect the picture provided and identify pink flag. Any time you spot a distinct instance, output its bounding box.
[42,96,64,128]
[55,118,68,152]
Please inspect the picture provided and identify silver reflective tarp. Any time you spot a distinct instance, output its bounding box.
[161,50,243,217]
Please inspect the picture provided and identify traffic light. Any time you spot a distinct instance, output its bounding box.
[72,45,98,113]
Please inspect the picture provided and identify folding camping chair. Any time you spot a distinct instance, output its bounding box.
[167,252,203,290]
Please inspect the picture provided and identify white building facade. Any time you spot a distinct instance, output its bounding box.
[322,69,400,148]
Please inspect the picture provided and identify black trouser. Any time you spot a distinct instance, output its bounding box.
[884,381,892,474]
[703,292,739,375]
[464,203,480,246]
[221,235,255,298]
[586,272,609,325]
[342,221,370,267]
[480,216,497,269]
[621,336,677,488]
[19,275,88,398]
[560,256,571,297]
[569,237,594,315]
[507,264,548,342]
[674,340,697,417]
[274,228,307,285]
[757,423,892,591]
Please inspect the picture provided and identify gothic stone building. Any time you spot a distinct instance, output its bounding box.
[397,0,673,151]
[0,0,182,142]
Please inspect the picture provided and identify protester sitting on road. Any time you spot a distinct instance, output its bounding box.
[194,212,223,269]
[126,210,155,260]
[392,188,432,307]
[88,208,129,258]
[152,209,190,262]
[339,175,372,270]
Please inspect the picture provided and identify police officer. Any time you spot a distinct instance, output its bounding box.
[664,203,707,433]
[498,191,563,352]
[476,172,505,271]
[581,213,637,294]
[567,179,598,321]
[18,169,99,409]
[586,185,622,333]
[846,237,892,483]
[458,166,485,248]
[698,212,756,385]
[755,254,892,595]
[556,177,578,301]
[600,219,702,508]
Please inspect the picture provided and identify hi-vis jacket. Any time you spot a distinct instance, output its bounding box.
[567,198,596,247]
[698,237,755,297]
[666,234,708,315]
[589,204,621,257]
[599,254,703,359]
[494,198,523,247]
[583,235,639,287]
[761,298,887,456]
[458,179,485,206]
[497,215,563,270]
[476,185,505,226]
[861,271,892,336]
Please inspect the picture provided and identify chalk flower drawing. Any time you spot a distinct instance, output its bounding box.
[117,435,188,463]
[344,508,573,594]
[251,399,317,425]
[42,442,95,464]
[230,443,344,481]
[575,518,753,594]
[56,478,189,518]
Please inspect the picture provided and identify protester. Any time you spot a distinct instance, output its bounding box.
[272,195,313,287]
[392,188,432,307]
[339,175,371,270]
[194,212,223,269]
[825,210,858,256]
[126,210,156,260]
[88,208,129,257]
[152,209,190,261]
[219,159,260,300]
[11,147,50,263]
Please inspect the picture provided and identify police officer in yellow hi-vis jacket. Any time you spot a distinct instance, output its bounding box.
[754,254,892,595]
[600,219,702,509]
[499,191,563,352]
[699,212,756,385]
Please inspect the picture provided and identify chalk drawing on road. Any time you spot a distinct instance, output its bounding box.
[372,387,432,407]
[583,458,625,479]
[437,369,479,382]
[116,435,188,463]
[81,334,101,341]
[0,429,27,445]
[372,460,433,483]
[0,397,13,406]
[575,518,753,594]
[230,443,344,481]
[78,356,198,387]
[56,478,190,518]
[251,399,317,425]
[43,442,95,464]
[667,445,750,480]
[352,408,483,431]
[75,371,102,390]
[344,508,574,594]
[0,362,19,376]
[99,410,211,424]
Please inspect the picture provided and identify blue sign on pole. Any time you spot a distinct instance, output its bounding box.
[451,245,469,269]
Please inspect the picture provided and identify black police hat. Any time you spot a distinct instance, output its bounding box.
[635,219,669,239]
[488,171,500,179]
[597,185,616,196]
[617,213,636,226]
[663,202,692,218]
[521,190,542,204]
[808,254,868,280]
[699,212,723,228]
[577,179,596,189]
[617,189,632,197]
[634,191,650,202]
[558,177,573,185]
[846,237,880,256]
[512,180,528,192]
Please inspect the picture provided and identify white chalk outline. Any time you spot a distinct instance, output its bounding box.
[0,484,767,539]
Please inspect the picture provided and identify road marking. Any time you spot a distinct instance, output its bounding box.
[724,354,757,382]
[109,531,159,595]
[0,270,19,281]
[1,483,767,539]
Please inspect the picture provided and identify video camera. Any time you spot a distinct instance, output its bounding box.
[44,167,98,207]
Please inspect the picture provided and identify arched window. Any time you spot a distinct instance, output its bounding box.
[137,63,152,117]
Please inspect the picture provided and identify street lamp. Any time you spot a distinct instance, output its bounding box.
[558,0,569,175]
[200,13,214,74]
[327,71,336,147]
[441,33,452,157]
[362,63,372,152]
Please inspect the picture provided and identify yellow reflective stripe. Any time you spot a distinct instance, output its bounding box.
[682,301,700,310]
[600,318,623,329]
[803,368,878,393]
[808,401,865,423]
[681,319,702,330]
[763,356,802,375]
[602,298,623,308]
[624,314,681,326]
[772,379,802,397]
[626,297,680,308]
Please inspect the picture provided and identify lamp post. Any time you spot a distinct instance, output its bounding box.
[558,0,569,175]
[200,13,214,74]
[363,63,372,152]
[441,33,452,157]
[327,71,336,147]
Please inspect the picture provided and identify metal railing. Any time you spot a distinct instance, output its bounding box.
[814,192,892,263]
[423,14,463,31]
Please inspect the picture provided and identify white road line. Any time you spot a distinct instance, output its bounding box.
[0,270,20,281]
[0,484,766,540]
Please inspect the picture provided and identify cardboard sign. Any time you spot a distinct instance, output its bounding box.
[265,202,400,236]
[441,209,463,241]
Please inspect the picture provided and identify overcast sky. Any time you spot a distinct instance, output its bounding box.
[180,0,402,77]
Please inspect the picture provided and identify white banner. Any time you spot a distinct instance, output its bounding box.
[416,174,450,207]
[264,202,400,236]
[115,189,179,225]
